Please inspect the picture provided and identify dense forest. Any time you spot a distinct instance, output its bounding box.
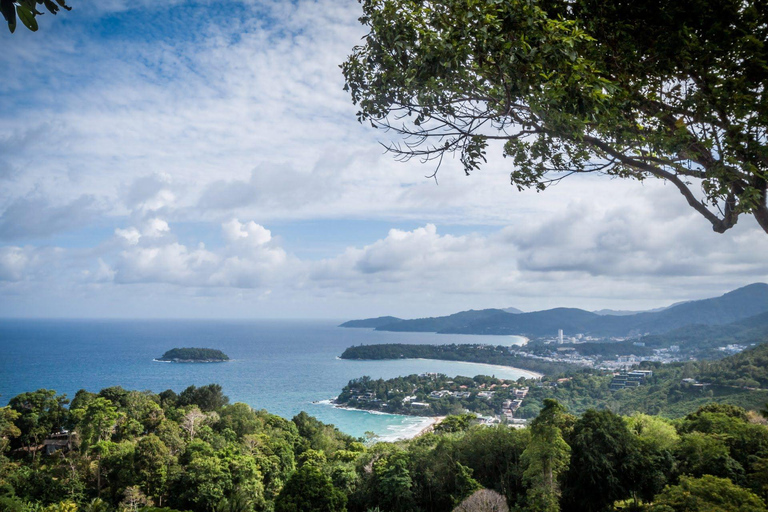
[2,382,768,511]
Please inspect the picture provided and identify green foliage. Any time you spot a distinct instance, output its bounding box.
[0,0,71,33]
[274,466,346,512]
[563,409,637,511]
[8,390,68,462]
[652,475,768,512]
[521,400,572,512]
[343,0,768,234]
[3,384,768,512]
[434,415,476,434]
[177,385,229,413]
[0,408,21,454]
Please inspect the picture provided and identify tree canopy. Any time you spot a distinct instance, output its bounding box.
[342,0,768,234]
[1,0,71,33]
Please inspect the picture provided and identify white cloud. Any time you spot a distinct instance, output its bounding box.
[142,218,170,237]
[222,218,272,246]
[0,0,765,317]
[0,245,63,282]
[113,218,291,289]
[115,227,141,245]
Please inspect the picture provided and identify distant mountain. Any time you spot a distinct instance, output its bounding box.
[373,309,508,333]
[593,300,689,316]
[342,283,768,338]
[339,316,403,328]
[502,307,524,314]
[641,310,768,354]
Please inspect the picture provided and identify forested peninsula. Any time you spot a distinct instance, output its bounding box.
[157,348,229,362]
[340,343,570,376]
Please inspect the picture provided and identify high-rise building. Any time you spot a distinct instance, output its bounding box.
[558,329,563,344]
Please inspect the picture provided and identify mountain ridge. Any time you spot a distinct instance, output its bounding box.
[341,283,768,338]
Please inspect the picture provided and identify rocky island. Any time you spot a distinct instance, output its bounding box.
[157,347,230,362]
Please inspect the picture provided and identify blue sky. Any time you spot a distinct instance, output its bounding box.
[1,0,766,319]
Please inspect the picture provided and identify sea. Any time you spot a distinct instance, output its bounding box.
[0,319,533,441]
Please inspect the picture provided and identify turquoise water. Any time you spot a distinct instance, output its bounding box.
[0,320,532,440]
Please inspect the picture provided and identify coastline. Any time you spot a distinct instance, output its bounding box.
[314,400,445,441]
[414,416,446,438]
[337,356,543,379]
[375,357,544,379]
[510,335,530,346]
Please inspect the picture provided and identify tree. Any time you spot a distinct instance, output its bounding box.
[521,400,571,512]
[0,406,21,454]
[120,486,153,512]
[373,451,414,512]
[274,465,347,512]
[435,414,476,434]
[562,409,637,512]
[9,389,69,463]
[1,0,71,33]
[343,0,768,234]
[75,398,120,450]
[180,407,209,440]
[624,414,679,505]
[453,489,509,512]
[178,385,229,412]
[651,475,767,512]
[135,434,173,506]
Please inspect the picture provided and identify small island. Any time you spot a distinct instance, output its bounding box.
[157,347,230,363]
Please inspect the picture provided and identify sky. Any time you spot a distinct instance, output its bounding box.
[0,0,766,319]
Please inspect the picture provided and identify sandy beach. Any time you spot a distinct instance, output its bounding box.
[408,357,544,379]
[414,416,447,438]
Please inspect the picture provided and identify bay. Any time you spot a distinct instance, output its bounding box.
[0,319,533,440]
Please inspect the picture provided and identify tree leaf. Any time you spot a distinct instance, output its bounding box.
[16,4,37,31]
[0,0,16,33]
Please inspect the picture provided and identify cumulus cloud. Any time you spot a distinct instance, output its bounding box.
[222,218,272,246]
[142,218,171,238]
[112,218,291,288]
[0,246,62,282]
[115,227,141,246]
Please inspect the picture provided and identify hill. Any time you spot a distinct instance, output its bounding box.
[373,308,508,333]
[640,310,768,357]
[342,283,768,338]
[338,316,403,328]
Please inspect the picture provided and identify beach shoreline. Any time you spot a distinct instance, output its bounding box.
[407,357,543,379]
[414,416,446,438]
[314,400,446,441]
[337,356,543,379]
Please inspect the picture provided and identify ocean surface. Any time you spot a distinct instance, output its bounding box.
[0,319,532,441]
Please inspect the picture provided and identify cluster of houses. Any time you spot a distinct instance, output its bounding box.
[609,369,654,390]
[501,386,528,420]
[346,392,387,407]
[344,379,533,424]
